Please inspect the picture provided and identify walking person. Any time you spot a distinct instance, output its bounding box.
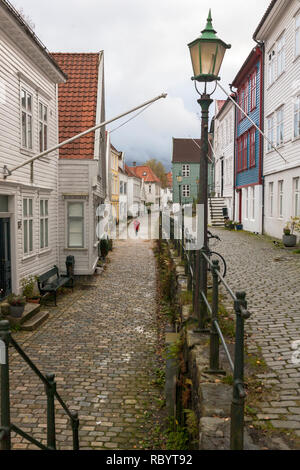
[133,219,140,237]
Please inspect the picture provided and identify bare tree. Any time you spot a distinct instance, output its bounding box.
[14,4,35,31]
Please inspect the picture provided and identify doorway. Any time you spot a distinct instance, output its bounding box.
[0,218,12,299]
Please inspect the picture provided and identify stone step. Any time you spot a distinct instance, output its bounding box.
[21,310,49,331]
[7,302,41,327]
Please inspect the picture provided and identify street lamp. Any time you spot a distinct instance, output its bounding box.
[176,173,184,258]
[188,9,230,329]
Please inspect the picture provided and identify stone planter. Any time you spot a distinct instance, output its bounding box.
[282,234,297,247]
[9,305,25,318]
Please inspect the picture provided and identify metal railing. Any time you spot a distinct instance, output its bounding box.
[160,213,251,450]
[0,320,79,450]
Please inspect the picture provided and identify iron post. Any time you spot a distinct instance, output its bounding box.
[0,320,11,450]
[45,373,56,450]
[71,411,79,450]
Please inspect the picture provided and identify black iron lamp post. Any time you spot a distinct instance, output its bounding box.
[188,9,230,329]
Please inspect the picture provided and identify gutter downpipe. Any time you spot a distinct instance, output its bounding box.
[229,85,237,222]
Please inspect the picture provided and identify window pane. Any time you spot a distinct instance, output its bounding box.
[29,220,33,252]
[44,125,47,150]
[69,233,83,247]
[21,89,26,109]
[24,220,28,253]
[27,115,32,149]
[40,219,44,249]
[23,199,27,217]
[39,102,43,120]
[39,122,43,152]
[45,200,48,216]
[40,200,44,216]
[29,199,33,216]
[69,202,83,217]
[45,218,48,247]
[44,106,47,122]
[27,93,32,113]
[22,112,27,147]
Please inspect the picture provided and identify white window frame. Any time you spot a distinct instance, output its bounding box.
[21,87,33,150]
[40,199,49,250]
[278,180,284,219]
[276,107,284,146]
[267,115,275,150]
[67,201,84,248]
[251,187,255,220]
[294,95,300,138]
[38,100,48,152]
[269,182,274,217]
[277,34,285,76]
[23,198,34,255]
[294,177,300,216]
[182,185,190,198]
[245,188,249,219]
[268,49,276,86]
[182,164,190,177]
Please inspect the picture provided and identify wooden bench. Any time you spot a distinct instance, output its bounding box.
[37,265,73,306]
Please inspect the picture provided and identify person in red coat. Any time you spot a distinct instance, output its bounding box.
[133,219,140,236]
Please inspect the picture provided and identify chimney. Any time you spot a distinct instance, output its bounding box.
[133,162,136,167]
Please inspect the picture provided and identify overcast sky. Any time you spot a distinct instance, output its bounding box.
[11,0,270,170]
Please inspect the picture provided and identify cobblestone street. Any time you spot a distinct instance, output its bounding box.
[9,237,162,450]
[212,228,300,436]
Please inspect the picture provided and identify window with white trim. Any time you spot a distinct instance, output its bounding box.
[294,95,300,138]
[23,198,33,254]
[295,14,300,57]
[182,165,190,177]
[120,181,123,194]
[276,107,284,146]
[278,180,283,218]
[294,177,300,216]
[182,185,190,198]
[277,34,285,76]
[267,115,275,150]
[21,88,33,150]
[39,101,48,152]
[245,188,249,219]
[251,187,255,220]
[268,49,276,86]
[40,200,49,249]
[68,202,84,248]
[269,182,274,217]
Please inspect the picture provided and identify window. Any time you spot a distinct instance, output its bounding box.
[277,35,285,76]
[238,90,243,122]
[268,49,276,85]
[237,138,242,172]
[182,165,190,177]
[294,177,300,216]
[250,71,257,110]
[245,188,249,219]
[294,96,300,138]
[182,185,190,198]
[124,183,127,195]
[244,82,249,116]
[296,14,300,57]
[267,115,275,150]
[68,202,84,248]
[120,181,123,194]
[269,182,274,217]
[40,200,49,249]
[23,198,33,254]
[21,88,33,150]
[149,185,152,193]
[276,107,284,145]
[249,128,256,168]
[278,180,283,218]
[39,102,48,152]
[251,187,255,220]
[242,133,248,170]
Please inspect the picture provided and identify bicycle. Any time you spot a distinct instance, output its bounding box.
[207,230,227,288]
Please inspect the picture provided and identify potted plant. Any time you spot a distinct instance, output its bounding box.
[7,294,26,318]
[234,221,243,231]
[224,219,234,230]
[282,217,300,247]
[21,275,40,303]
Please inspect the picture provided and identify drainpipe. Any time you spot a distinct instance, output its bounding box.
[230,85,237,221]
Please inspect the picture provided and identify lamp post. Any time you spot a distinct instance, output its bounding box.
[176,173,184,258]
[188,9,230,329]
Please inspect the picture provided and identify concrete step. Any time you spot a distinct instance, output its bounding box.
[7,303,41,327]
[21,310,49,331]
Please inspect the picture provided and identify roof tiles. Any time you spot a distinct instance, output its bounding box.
[128,165,161,184]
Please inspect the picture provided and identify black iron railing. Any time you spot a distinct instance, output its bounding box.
[0,320,79,450]
[160,213,251,450]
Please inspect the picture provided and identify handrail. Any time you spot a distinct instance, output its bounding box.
[0,320,79,450]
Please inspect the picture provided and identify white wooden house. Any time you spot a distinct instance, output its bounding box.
[52,52,106,275]
[0,0,66,298]
[254,0,300,239]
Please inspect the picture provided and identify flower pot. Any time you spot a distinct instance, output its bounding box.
[282,234,297,247]
[9,305,25,318]
[235,224,243,231]
[27,297,40,304]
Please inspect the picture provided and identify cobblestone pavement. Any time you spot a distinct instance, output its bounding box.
[9,238,161,450]
[212,228,300,437]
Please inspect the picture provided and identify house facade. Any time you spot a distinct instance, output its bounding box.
[118,152,128,222]
[125,165,146,217]
[160,172,173,209]
[232,46,264,233]
[129,165,161,206]
[0,1,66,298]
[110,143,122,223]
[213,99,235,219]
[52,52,106,276]
[254,0,300,239]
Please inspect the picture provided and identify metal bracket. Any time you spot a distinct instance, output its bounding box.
[3,166,11,179]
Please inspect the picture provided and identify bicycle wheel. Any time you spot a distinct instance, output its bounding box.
[207,251,227,288]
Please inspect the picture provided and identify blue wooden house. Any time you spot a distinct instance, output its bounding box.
[232,46,263,233]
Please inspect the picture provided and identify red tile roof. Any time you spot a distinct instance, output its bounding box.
[215,100,226,114]
[125,164,138,178]
[51,52,101,159]
[128,165,161,184]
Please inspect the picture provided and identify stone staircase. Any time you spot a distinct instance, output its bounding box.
[209,197,226,227]
[0,302,49,331]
